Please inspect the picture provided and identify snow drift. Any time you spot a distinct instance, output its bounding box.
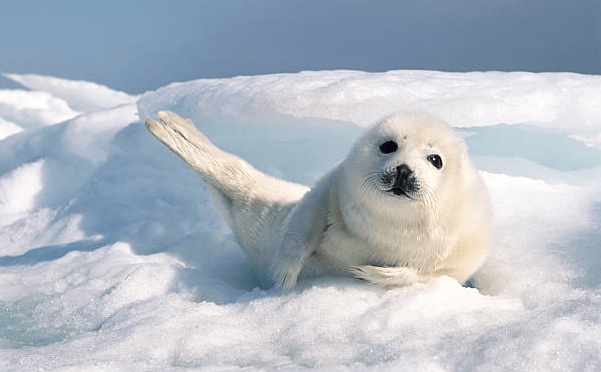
[0,71,600,371]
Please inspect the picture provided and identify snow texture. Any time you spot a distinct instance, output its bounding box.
[0,70,600,371]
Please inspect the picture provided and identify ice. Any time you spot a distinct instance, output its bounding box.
[0,89,79,129]
[137,70,601,128]
[0,159,44,227]
[0,117,23,141]
[0,71,600,371]
[3,73,139,113]
[463,124,601,171]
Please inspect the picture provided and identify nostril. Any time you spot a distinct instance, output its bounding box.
[396,164,413,177]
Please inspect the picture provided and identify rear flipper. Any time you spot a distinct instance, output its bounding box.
[144,111,308,273]
[145,111,256,198]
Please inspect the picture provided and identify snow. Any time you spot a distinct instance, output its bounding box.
[0,70,600,371]
[0,159,45,227]
[0,89,79,131]
[138,70,601,130]
[0,116,23,141]
[2,73,139,113]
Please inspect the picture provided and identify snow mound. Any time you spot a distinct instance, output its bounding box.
[0,116,23,140]
[1,70,600,371]
[0,89,79,129]
[138,70,601,130]
[3,73,139,113]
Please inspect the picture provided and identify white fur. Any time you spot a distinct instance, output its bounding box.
[145,111,492,289]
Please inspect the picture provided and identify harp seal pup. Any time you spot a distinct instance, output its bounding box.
[145,111,492,289]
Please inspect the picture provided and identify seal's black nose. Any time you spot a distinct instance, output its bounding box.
[391,164,418,196]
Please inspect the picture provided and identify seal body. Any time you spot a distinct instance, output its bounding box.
[145,111,492,289]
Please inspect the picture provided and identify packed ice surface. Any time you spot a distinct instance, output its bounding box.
[0,71,600,371]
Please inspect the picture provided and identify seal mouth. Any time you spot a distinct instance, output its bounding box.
[390,187,412,198]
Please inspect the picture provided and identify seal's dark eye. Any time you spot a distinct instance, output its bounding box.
[427,154,443,169]
[379,140,398,154]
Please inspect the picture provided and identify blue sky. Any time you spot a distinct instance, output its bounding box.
[1,0,599,94]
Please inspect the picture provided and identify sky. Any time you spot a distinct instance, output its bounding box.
[0,0,600,94]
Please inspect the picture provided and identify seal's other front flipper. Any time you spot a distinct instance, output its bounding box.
[351,266,421,288]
